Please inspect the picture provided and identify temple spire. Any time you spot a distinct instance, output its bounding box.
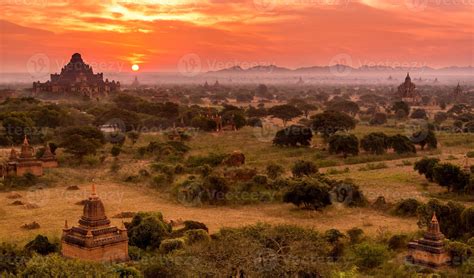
[23,135,29,146]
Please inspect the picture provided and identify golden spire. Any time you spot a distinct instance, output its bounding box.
[91,184,98,198]
[64,220,68,229]
[431,212,438,224]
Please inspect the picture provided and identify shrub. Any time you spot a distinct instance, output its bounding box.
[291,160,318,177]
[347,228,364,244]
[183,220,209,232]
[252,175,268,185]
[461,207,474,232]
[186,153,227,167]
[0,243,26,274]
[283,178,331,210]
[151,174,167,187]
[266,163,284,179]
[159,238,185,254]
[389,135,416,154]
[127,212,171,250]
[361,132,390,155]
[111,145,121,157]
[388,234,408,250]
[184,229,211,245]
[273,125,312,147]
[24,235,58,255]
[392,198,421,217]
[349,242,390,270]
[446,240,472,266]
[433,163,469,192]
[83,155,100,167]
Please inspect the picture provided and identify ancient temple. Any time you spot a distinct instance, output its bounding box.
[40,144,58,168]
[453,83,463,100]
[131,76,140,88]
[32,53,120,97]
[3,136,43,177]
[407,213,450,267]
[61,185,129,262]
[397,73,421,104]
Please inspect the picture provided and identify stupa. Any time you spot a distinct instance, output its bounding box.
[4,136,43,176]
[397,73,421,104]
[40,144,58,168]
[407,213,450,267]
[61,185,129,262]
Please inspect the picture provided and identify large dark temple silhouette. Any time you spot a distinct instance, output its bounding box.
[33,53,120,97]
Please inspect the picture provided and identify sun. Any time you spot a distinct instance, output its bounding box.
[131,64,140,71]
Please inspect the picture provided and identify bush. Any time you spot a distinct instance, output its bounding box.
[111,145,121,157]
[127,212,171,250]
[433,163,469,192]
[184,229,211,245]
[389,135,416,154]
[183,220,209,232]
[361,132,389,155]
[283,178,332,210]
[291,160,318,177]
[273,125,312,147]
[266,163,284,179]
[392,198,421,217]
[328,134,359,158]
[461,207,474,232]
[159,238,185,254]
[0,243,26,274]
[388,234,408,250]
[24,235,58,255]
[186,153,228,167]
[83,155,100,167]
[349,242,390,270]
[347,228,364,244]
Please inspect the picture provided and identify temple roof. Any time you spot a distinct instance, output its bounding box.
[78,185,111,227]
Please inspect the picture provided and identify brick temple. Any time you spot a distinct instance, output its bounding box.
[407,213,450,267]
[2,136,44,177]
[33,53,120,97]
[61,185,129,262]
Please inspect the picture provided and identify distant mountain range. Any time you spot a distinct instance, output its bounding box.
[207,64,474,74]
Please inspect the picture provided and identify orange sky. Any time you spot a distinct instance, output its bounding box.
[0,0,473,73]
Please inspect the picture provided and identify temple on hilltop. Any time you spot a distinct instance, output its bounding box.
[61,185,129,262]
[407,213,450,267]
[32,53,120,97]
[397,73,421,104]
[1,136,50,177]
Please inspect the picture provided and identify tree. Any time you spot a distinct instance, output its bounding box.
[327,100,360,116]
[391,101,410,117]
[268,105,303,126]
[349,242,389,270]
[388,135,416,154]
[126,131,140,145]
[328,134,359,158]
[127,212,171,250]
[433,163,469,192]
[369,112,387,125]
[283,178,332,210]
[272,125,312,147]
[434,112,448,124]
[59,126,105,160]
[111,145,121,157]
[414,157,440,181]
[311,111,356,140]
[291,160,318,177]
[360,132,390,155]
[1,112,37,144]
[461,207,474,232]
[413,130,437,150]
[410,108,428,119]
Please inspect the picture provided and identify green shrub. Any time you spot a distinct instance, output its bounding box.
[283,178,331,210]
[83,155,100,167]
[358,162,388,171]
[291,160,318,177]
[392,198,421,217]
[446,240,472,266]
[127,212,171,250]
[387,234,408,250]
[349,242,390,270]
[0,242,26,274]
[183,220,209,232]
[24,235,58,255]
[184,229,210,245]
[186,153,228,167]
[252,175,268,185]
[151,174,167,187]
[346,228,364,244]
[159,238,185,254]
[266,163,284,179]
[461,207,474,232]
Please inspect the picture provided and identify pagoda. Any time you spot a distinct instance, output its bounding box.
[33,53,120,97]
[4,136,43,176]
[397,73,421,104]
[407,213,450,267]
[40,144,58,168]
[61,185,129,262]
[453,83,463,100]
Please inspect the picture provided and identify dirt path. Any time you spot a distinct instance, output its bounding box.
[0,182,417,244]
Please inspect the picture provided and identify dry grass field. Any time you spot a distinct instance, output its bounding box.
[0,124,472,244]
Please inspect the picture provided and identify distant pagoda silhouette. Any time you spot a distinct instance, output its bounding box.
[33,53,120,97]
